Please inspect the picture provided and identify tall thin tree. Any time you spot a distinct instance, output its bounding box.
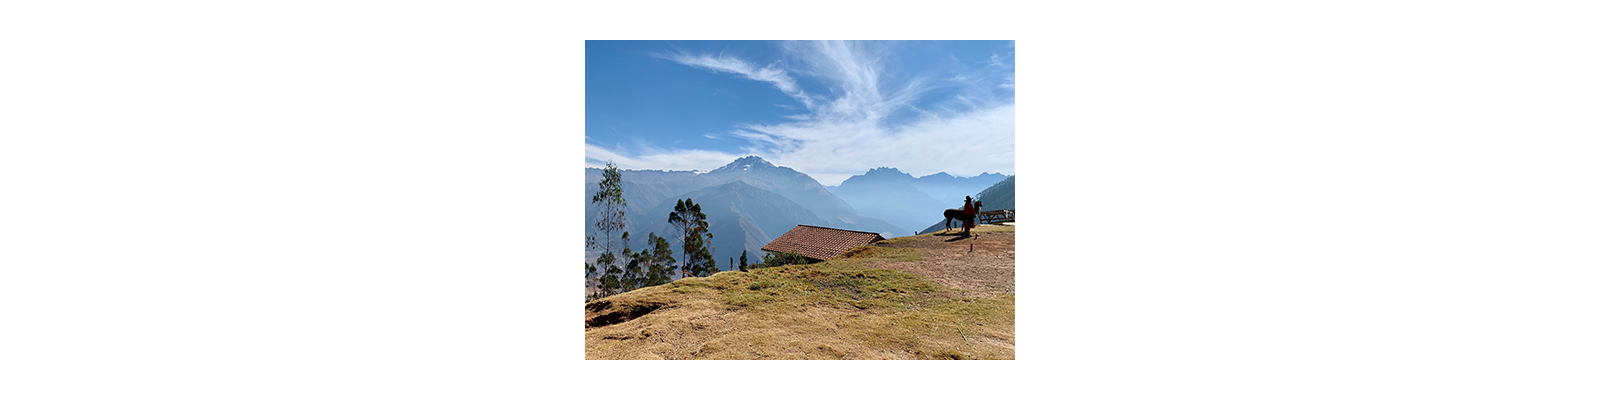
[586,160,627,298]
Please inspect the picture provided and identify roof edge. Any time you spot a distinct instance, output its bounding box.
[792,224,886,236]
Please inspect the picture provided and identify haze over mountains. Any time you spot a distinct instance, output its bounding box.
[908,171,1011,207]
[584,156,1010,272]
[832,167,1009,234]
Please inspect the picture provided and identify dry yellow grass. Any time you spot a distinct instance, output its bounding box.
[585,225,1015,360]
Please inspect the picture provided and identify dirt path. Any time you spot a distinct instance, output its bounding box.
[865,224,1015,297]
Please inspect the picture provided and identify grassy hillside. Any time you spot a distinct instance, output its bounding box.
[585,225,1015,360]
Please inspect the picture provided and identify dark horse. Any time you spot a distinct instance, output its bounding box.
[942,208,972,233]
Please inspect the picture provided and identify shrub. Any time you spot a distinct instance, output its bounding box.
[756,251,810,268]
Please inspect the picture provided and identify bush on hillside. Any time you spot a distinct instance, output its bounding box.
[754,251,810,269]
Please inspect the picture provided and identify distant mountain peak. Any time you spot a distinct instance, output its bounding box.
[713,155,775,173]
[862,167,913,179]
[837,166,917,187]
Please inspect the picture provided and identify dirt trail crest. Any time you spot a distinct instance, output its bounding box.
[865,224,1015,296]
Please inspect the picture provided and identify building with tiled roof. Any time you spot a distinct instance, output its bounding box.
[760,225,886,263]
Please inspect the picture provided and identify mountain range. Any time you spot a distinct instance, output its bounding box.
[585,156,1011,273]
[831,168,949,235]
[585,156,899,270]
[833,167,1010,233]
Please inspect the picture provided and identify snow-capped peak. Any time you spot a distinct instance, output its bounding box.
[713,155,775,172]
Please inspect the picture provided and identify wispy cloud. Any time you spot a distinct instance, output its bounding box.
[739,103,1016,180]
[657,51,815,110]
[595,41,1015,185]
[990,52,1015,90]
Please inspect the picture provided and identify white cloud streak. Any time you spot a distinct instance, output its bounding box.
[748,103,1016,181]
[658,52,816,110]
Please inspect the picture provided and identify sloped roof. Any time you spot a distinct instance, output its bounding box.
[761,225,886,261]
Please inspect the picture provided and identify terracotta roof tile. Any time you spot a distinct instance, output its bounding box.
[760,225,886,261]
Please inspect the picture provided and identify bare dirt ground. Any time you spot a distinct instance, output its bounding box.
[866,224,1015,297]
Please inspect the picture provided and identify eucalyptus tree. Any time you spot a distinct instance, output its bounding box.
[586,161,627,298]
[668,198,716,278]
[640,232,676,286]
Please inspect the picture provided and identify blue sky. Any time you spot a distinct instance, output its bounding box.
[585,40,1015,186]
